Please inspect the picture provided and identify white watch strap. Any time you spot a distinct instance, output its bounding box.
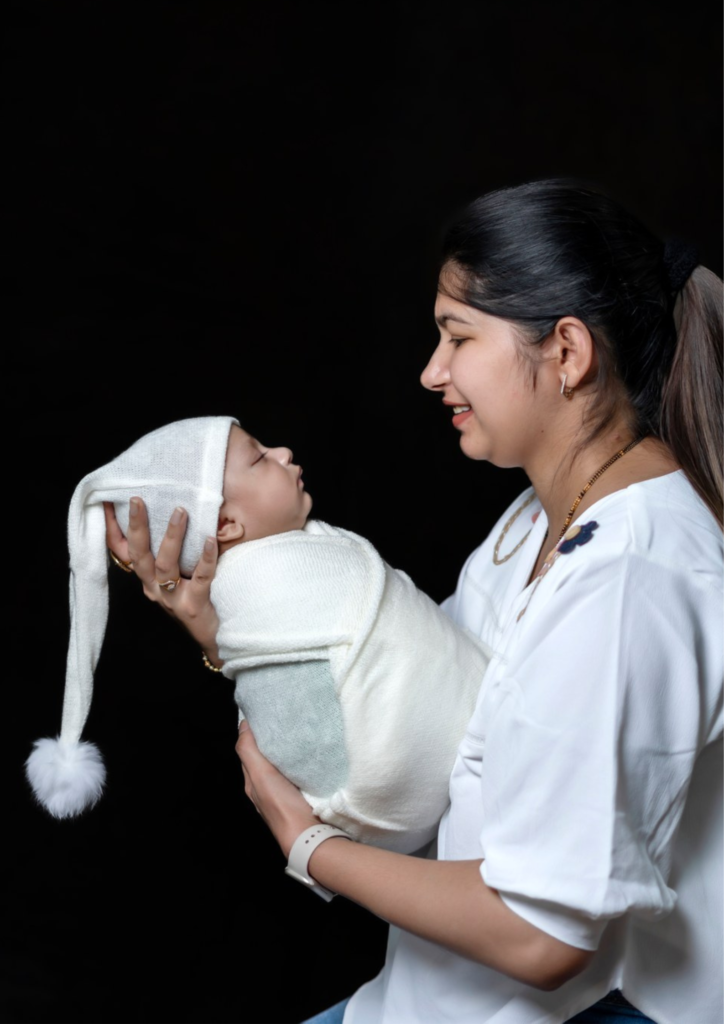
[285,824,352,902]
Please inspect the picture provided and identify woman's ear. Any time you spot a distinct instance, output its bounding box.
[542,317,597,392]
[217,516,245,544]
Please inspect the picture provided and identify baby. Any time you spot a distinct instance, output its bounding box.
[26,416,491,853]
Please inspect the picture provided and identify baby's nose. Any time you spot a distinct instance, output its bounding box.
[274,446,293,464]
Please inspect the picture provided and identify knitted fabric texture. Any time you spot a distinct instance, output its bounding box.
[234,660,348,797]
[213,520,493,853]
[26,416,237,817]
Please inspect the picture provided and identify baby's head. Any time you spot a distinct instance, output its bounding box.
[216,425,312,553]
[104,417,311,574]
[25,416,312,821]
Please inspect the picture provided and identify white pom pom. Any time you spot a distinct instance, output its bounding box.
[25,737,106,818]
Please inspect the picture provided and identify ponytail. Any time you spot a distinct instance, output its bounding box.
[660,266,723,528]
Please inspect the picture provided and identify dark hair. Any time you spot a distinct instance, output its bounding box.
[440,179,723,526]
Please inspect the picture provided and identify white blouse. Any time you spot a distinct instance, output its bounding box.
[345,471,723,1024]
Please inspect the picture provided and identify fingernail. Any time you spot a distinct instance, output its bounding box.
[171,507,184,525]
[130,498,140,517]
[204,537,215,553]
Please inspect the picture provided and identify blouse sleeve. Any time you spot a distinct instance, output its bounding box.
[477,550,724,951]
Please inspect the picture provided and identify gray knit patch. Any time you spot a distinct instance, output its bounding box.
[234,660,348,797]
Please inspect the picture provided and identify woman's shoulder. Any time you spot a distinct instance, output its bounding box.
[449,472,721,622]
[469,472,720,581]
[587,471,722,591]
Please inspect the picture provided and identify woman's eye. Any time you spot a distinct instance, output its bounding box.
[450,336,469,347]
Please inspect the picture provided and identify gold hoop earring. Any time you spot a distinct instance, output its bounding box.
[560,374,574,400]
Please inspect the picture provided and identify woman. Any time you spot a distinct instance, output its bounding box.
[107,179,723,1023]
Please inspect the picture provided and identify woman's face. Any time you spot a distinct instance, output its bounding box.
[421,280,549,468]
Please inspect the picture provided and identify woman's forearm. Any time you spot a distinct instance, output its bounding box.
[307,839,593,991]
[236,727,593,992]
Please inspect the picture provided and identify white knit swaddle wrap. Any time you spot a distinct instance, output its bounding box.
[26,416,237,818]
[214,521,492,852]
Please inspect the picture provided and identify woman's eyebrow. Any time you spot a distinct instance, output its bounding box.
[435,312,474,327]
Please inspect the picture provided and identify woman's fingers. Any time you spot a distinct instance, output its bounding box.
[235,725,319,856]
[153,505,187,587]
[175,535,222,655]
[189,536,218,596]
[236,726,284,819]
[125,499,187,592]
[236,722,262,764]
[124,497,159,591]
[103,502,132,565]
[109,500,221,650]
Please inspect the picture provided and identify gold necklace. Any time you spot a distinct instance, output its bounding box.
[550,436,644,545]
[493,437,644,566]
[493,492,536,565]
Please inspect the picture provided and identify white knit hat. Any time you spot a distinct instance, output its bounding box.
[25,416,238,818]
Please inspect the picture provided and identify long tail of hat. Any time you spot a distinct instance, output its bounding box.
[24,416,236,818]
[25,497,109,818]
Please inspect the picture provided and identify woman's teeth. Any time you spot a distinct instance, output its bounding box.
[453,405,471,414]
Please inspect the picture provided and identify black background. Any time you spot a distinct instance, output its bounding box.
[6,3,722,1023]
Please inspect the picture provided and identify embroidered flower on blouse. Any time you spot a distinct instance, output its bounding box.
[516,521,600,621]
[558,520,599,554]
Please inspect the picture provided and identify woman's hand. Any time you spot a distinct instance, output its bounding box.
[104,497,222,662]
[235,724,319,858]
[235,720,591,989]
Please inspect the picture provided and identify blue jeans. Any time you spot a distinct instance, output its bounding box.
[300,991,655,1023]
[567,991,654,1022]
[302,997,351,1024]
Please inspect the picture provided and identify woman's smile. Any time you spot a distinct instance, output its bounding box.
[444,401,473,428]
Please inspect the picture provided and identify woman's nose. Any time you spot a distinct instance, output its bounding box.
[420,342,450,391]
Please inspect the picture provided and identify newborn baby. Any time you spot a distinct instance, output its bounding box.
[26,416,491,853]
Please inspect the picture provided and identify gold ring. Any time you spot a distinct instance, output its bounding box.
[157,577,181,592]
[109,549,134,573]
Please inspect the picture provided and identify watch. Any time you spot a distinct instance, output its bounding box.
[285,824,352,902]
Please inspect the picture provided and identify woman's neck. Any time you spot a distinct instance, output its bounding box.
[526,432,680,547]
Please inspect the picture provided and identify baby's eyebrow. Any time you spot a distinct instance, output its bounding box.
[244,442,265,462]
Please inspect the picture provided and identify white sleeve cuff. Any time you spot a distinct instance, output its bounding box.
[481,863,608,951]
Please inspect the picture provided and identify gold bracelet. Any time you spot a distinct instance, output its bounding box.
[201,650,222,673]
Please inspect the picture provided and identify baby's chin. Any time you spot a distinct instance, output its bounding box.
[301,491,313,521]
[286,501,312,533]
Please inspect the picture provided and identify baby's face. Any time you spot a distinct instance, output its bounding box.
[217,426,313,548]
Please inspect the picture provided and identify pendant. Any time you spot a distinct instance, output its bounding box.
[558,521,599,554]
